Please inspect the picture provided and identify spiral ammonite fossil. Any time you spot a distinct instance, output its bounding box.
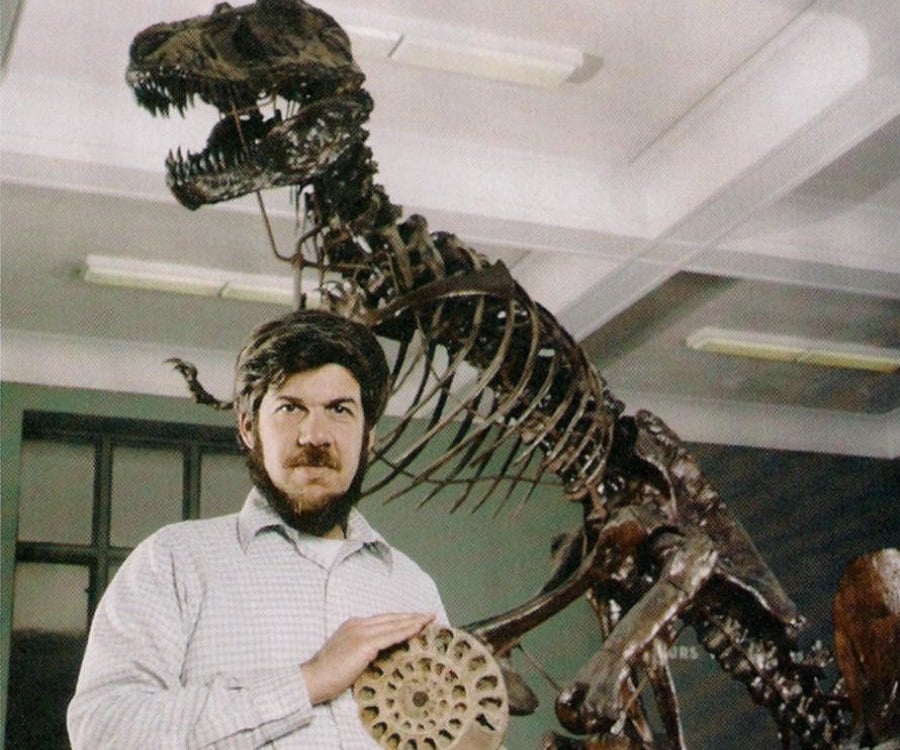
[354,624,509,750]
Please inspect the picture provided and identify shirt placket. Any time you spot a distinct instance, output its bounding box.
[324,541,382,749]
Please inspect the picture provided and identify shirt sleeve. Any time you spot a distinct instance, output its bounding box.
[67,529,314,750]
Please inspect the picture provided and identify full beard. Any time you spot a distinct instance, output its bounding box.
[246,433,369,537]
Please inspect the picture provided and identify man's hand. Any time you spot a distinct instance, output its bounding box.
[301,612,435,705]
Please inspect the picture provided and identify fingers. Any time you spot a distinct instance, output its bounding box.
[332,612,436,666]
[347,612,435,652]
[302,612,437,705]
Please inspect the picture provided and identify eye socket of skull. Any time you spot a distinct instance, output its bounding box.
[231,18,268,61]
[129,27,173,62]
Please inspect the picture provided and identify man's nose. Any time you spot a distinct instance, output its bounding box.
[297,409,331,446]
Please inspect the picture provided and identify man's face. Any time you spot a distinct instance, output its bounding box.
[238,364,370,537]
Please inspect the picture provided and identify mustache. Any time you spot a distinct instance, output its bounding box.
[285,444,340,470]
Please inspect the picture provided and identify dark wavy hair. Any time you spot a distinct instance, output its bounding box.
[233,309,390,427]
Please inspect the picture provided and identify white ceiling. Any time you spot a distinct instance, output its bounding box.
[1,0,898,457]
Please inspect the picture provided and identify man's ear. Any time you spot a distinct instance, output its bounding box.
[237,411,255,450]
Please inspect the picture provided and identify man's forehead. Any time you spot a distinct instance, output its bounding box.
[270,363,362,401]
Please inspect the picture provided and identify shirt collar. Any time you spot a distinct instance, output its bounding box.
[237,488,392,563]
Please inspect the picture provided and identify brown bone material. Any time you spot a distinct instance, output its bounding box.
[833,549,900,746]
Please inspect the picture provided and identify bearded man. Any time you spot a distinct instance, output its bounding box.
[68,310,447,749]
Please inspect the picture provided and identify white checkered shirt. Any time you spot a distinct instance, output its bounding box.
[68,489,448,749]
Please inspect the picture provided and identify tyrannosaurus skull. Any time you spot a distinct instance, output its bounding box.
[126,0,372,209]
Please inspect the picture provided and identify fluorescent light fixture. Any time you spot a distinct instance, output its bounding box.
[221,275,294,305]
[390,32,583,88]
[83,256,224,296]
[333,8,585,87]
[82,255,295,306]
[686,327,900,373]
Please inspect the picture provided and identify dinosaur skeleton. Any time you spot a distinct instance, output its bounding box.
[125,1,858,747]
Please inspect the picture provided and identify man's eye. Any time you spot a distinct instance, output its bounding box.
[277,403,298,413]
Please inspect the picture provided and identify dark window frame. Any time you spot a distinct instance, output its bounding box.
[16,410,241,622]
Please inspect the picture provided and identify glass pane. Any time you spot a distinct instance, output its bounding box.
[18,440,94,544]
[7,563,89,750]
[200,451,250,519]
[11,562,89,632]
[111,445,183,546]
